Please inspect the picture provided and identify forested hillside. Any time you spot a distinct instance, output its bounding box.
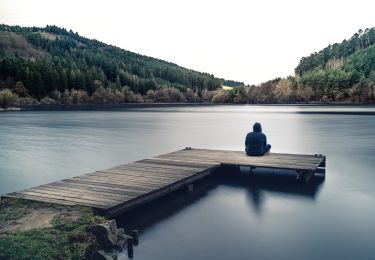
[245,28,375,103]
[0,24,243,107]
[295,28,375,101]
[1,24,374,107]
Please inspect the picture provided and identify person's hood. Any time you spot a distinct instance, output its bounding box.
[253,122,262,132]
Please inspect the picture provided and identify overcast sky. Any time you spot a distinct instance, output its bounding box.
[1,0,374,84]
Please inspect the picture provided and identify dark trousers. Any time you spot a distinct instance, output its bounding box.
[246,144,271,156]
[264,144,271,154]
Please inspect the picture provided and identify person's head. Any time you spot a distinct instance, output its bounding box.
[253,122,262,132]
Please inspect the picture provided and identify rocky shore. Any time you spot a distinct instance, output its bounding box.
[0,198,137,259]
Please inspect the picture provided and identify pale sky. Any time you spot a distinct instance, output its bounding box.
[0,0,374,84]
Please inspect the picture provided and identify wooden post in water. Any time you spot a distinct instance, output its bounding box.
[296,170,315,183]
[304,170,315,183]
[131,230,139,245]
[127,236,134,258]
[296,170,305,182]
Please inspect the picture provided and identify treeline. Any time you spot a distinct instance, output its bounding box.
[0,82,236,108]
[296,28,375,75]
[247,74,374,103]
[2,75,374,109]
[1,24,375,106]
[0,24,243,101]
[292,28,375,103]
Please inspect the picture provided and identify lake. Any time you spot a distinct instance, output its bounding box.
[1,105,375,260]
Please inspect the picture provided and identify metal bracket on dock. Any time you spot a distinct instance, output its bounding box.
[316,155,326,175]
[187,184,194,192]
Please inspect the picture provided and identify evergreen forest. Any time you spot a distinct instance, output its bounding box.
[0,24,374,107]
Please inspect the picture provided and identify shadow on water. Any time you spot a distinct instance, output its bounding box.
[115,174,220,233]
[222,169,325,214]
[116,169,325,233]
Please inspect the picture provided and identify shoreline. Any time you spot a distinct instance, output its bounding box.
[0,198,131,259]
[0,102,374,112]
[0,198,108,259]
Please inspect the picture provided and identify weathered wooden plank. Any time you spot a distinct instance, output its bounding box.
[71,178,173,190]
[98,169,198,179]
[61,178,155,192]
[138,158,218,168]
[9,191,109,208]
[112,163,211,173]
[165,149,318,159]
[32,185,133,201]
[97,167,200,177]
[5,193,78,206]
[153,156,320,170]
[67,176,168,191]
[156,150,324,174]
[158,151,322,164]
[21,188,118,204]
[74,174,176,187]
[156,154,320,166]
[97,168,200,179]
[88,170,196,182]
[46,181,145,197]
[159,149,322,162]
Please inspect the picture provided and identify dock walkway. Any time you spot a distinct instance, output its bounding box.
[3,148,326,216]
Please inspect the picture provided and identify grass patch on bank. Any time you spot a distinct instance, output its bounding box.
[0,198,106,259]
[0,198,32,222]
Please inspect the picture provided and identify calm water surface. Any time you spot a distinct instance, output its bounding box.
[1,105,375,260]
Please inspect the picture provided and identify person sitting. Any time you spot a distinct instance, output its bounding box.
[245,122,271,156]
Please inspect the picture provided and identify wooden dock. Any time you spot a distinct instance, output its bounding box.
[3,148,326,217]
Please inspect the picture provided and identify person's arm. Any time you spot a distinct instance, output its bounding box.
[264,134,267,147]
[245,133,249,146]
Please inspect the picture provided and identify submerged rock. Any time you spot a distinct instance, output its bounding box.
[91,219,118,248]
[116,228,127,251]
[117,227,125,236]
[90,219,132,258]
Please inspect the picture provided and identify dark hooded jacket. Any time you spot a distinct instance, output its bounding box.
[245,123,268,156]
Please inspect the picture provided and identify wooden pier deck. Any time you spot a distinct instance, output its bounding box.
[3,148,326,217]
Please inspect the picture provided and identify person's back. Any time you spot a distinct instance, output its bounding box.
[245,122,271,156]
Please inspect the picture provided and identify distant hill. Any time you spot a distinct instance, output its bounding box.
[0,24,243,99]
[295,28,375,75]
[245,28,375,104]
[294,28,375,100]
[1,24,373,105]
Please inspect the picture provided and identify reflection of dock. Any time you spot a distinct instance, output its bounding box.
[3,148,326,217]
[225,170,325,199]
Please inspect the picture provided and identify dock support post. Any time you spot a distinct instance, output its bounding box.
[296,170,315,183]
[304,170,315,183]
[127,236,134,258]
[131,230,139,245]
[296,170,303,182]
[317,157,326,176]
[319,157,326,167]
